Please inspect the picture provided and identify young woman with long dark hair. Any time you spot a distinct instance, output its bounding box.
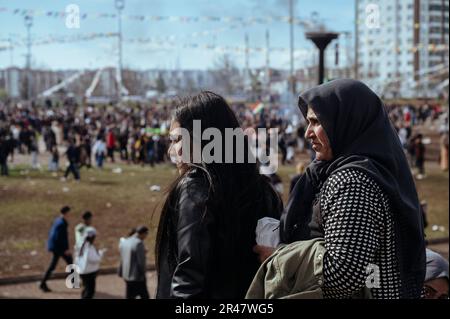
[155,91,283,299]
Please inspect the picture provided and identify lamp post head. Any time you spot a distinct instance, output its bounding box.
[305,31,338,85]
[24,15,33,27]
[115,0,125,10]
[305,32,338,50]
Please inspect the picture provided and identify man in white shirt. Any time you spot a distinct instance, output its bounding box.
[76,229,105,299]
[74,211,96,258]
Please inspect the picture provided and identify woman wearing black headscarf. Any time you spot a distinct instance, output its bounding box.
[276,79,426,299]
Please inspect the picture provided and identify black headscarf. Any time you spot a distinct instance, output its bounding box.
[280,79,426,298]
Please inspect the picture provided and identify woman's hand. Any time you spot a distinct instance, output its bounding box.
[253,245,275,263]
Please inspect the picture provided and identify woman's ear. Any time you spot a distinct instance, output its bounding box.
[172,140,183,158]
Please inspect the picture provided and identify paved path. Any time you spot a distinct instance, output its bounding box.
[0,271,157,299]
[1,241,447,299]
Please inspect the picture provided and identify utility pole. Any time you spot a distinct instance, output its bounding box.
[335,41,339,79]
[115,0,125,103]
[345,31,351,78]
[9,36,13,66]
[24,15,33,100]
[289,0,295,94]
[5,36,14,97]
[265,29,271,99]
[354,0,359,79]
[394,0,400,98]
[245,33,249,90]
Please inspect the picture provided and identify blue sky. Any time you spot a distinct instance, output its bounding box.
[0,0,355,70]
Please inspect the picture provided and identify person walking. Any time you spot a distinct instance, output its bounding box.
[106,128,116,163]
[0,134,10,176]
[76,229,105,299]
[40,206,73,292]
[74,211,95,257]
[64,139,80,180]
[414,134,426,179]
[118,226,150,299]
[92,137,107,169]
[29,135,39,170]
[48,145,59,172]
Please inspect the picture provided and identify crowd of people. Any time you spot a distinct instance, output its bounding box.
[0,96,447,188]
[387,102,449,178]
[0,100,175,177]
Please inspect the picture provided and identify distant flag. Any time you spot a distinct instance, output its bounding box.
[249,101,264,114]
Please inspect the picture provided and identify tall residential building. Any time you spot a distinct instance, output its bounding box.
[356,0,449,98]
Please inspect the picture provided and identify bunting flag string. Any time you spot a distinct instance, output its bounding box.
[1,31,447,55]
[0,6,313,26]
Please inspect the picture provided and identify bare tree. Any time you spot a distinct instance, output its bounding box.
[155,72,167,94]
[212,54,243,96]
[185,76,197,94]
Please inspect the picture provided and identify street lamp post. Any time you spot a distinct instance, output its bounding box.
[245,33,249,88]
[354,0,359,79]
[115,0,125,103]
[289,0,295,94]
[8,36,13,66]
[305,31,338,84]
[343,31,352,79]
[265,29,270,100]
[24,15,33,100]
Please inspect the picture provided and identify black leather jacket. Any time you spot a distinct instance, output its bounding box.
[156,168,283,299]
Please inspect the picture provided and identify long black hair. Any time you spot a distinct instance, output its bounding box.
[155,91,273,271]
[79,234,96,257]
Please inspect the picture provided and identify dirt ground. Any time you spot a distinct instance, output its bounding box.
[0,271,157,299]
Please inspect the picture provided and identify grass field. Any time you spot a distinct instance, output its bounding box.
[0,162,175,278]
[0,157,448,279]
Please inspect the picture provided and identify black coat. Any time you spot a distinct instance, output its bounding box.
[156,168,283,299]
[66,145,80,163]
